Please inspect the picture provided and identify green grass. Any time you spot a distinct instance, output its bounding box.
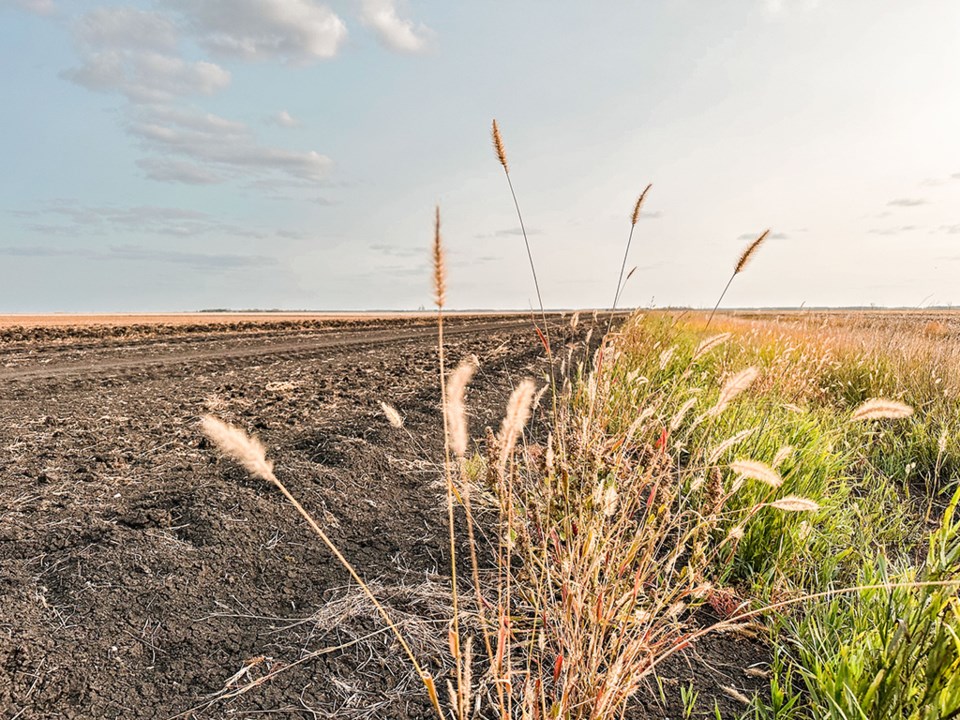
[603,312,960,719]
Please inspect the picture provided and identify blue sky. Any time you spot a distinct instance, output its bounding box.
[1,0,959,312]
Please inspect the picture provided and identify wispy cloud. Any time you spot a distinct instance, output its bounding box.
[14,201,278,239]
[6,0,56,16]
[74,7,178,52]
[163,0,347,63]
[359,0,432,54]
[737,231,788,241]
[268,110,301,127]
[0,243,275,270]
[887,197,928,207]
[136,157,224,185]
[60,5,335,189]
[868,225,921,236]
[128,106,332,183]
[370,242,424,258]
[474,227,544,239]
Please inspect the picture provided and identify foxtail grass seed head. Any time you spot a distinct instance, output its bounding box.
[707,426,759,463]
[709,366,760,416]
[721,686,751,706]
[499,379,536,465]
[669,397,698,431]
[491,119,508,171]
[446,358,478,458]
[768,496,820,512]
[772,445,794,468]
[850,398,914,421]
[659,345,676,369]
[630,184,653,226]
[569,311,580,330]
[432,206,445,309]
[201,415,274,482]
[730,459,782,488]
[735,229,770,274]
[694,333,731,360]
[381,402,404,429]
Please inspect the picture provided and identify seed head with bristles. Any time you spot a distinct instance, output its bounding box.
[445,358,478,458]
[381,402,404,429]
[730,459,782,488]
[498,379,536,466]
[708,366,760,416]
[768,496,821,513]
[631,184,653,226]
[491,119,508,171]
[432,206,445,309]
[850,398,914,421]
[694,332,731,360]
[735,229,770,274]
[200,415,274,482]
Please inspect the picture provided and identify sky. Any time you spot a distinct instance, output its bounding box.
[1,0,959,312]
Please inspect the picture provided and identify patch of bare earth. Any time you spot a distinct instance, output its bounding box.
[0,315,767,719]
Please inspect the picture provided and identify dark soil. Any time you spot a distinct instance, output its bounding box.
[0,315,769,719]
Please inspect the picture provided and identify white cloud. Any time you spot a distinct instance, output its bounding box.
[269,110,301,127]
[360,0,431,54]
[60,4,337,188]
[64,49,231,102]
[5,0,56,16]
[15,201,273,240]
[129,106,333,183]
[75,7,177,52]
[887,197,928,207]
[164,0,348,63]
[136,157,224,185]
[0,243,275,270]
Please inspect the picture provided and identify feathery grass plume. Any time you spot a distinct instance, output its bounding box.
[694,332,731,360]
[613,184,653,310]
[730,459,783,488]
[669,396,699,431]
[432,206,445,309]
[491,119,508,171]
[772,445,794,468]
[381,402,404,429]
[706,229,771,328]
[570,311,580,330]
[445,358,477,459]
[708,366,760,416]
[850,398,914,421]
[200,415,442,718]
[498,379,536,466]
[707,426,759,463]
[631,184,653,226]
[721,686,752,706]
[659,345,677,369]
[490,118,551,370]
[735,229,770,274]
[768,496,820,512]
[200,415,273,480]
[727,526,745,541]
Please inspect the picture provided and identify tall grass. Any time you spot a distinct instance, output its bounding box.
[194,127,960,720]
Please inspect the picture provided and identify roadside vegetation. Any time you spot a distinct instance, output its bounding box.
[201,121,960,718]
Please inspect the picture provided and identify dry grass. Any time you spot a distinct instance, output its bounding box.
[188,127,960,720]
